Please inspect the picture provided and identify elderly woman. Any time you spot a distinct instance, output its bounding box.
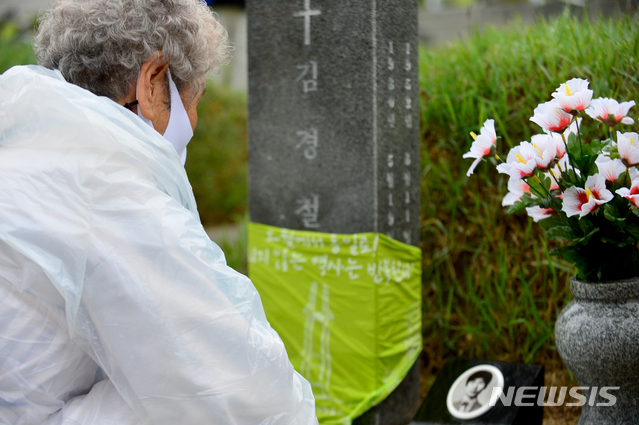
[0,1,317,424]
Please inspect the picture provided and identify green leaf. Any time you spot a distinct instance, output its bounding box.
[538,197,555,209]
[600,235,635,247]
[545,225,576,241]
[506,194,539,214]
[604,203,624,222]
[566,141,580,162]
[585,139,605,156]
[539,213,565,230]
[527,177,547,198]
[574,227,599,244]
[505,194,536,214]
[506,200,528,214]
[625,223,639,239]
[549,245,582,264]
[578,217,595,233]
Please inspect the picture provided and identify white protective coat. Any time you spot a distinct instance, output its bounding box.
[0,65,318,425]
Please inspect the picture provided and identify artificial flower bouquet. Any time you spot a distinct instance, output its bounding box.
[464,79,639,282]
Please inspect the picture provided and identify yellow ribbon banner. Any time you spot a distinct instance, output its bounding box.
[248,222,422,424]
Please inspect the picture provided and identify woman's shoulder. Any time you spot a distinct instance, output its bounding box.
[0,65,197,213]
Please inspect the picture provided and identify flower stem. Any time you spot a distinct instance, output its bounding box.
[549,170,565,191]
[561,132,580,183]
[575,118,583,156]
[528,184,547,201]
[531,175,562,210]
[563,214,583,237]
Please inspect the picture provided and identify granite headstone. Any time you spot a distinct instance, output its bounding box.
[247,1,421,423]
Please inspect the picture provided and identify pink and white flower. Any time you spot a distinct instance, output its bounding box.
[617,131,639,166]
[562,174,614,218]
[586,98,635,126]
[526,206,554,222]
[530,134,559,169]
[496,142,538,180]
[616,178,639,207]
[502,178,531,206]
[595,154,627,181]
[550,132,567,159]
[463,119,497,176]
[542,119,579,163]
[552,78,593,113]
[530,99,573,133]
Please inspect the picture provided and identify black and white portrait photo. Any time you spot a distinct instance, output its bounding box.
[446,364,504,420]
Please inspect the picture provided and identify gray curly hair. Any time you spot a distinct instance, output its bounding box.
[34,0,230,100]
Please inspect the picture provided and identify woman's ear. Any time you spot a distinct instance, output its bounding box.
[137,53,169,123]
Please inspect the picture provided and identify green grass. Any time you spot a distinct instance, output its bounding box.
[186,83,248,225]
[0,21,36,73]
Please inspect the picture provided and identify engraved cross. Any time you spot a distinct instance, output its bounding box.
[293,0,321,46]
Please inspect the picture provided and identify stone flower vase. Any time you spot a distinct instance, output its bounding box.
[555,276,639,424]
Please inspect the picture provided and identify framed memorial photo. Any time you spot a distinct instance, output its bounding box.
[446,364,504,420]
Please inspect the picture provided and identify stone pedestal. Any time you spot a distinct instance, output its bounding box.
[556,276,639,425]
[247,1,421,423]
[411,359,544,425]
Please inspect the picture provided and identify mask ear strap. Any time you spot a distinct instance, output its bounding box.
[123,100,139,112]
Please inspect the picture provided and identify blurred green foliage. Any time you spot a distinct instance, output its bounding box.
[0,20,36,73]
[186,83,247,225]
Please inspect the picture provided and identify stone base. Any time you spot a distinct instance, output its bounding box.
[353,359,422,425]
[410,359,544,425]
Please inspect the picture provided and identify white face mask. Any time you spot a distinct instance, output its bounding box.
[136,69,193,165]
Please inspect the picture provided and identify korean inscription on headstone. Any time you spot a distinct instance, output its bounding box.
[248,0,420,246]
[248,1,421,423]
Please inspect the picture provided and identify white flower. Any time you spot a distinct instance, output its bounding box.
[530,99,573,133]
[586,98,635,126]
[595,154,627,181]
[617,131,639,166]
[550,132,567,159]
[502,178,531,206]
[463,119,497,176]
[562,174,614,218]
[526,206,553,222]
[616,178,639,207]
[496,142,537,180]
[529,134,558,169]
[552,78,593,113]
